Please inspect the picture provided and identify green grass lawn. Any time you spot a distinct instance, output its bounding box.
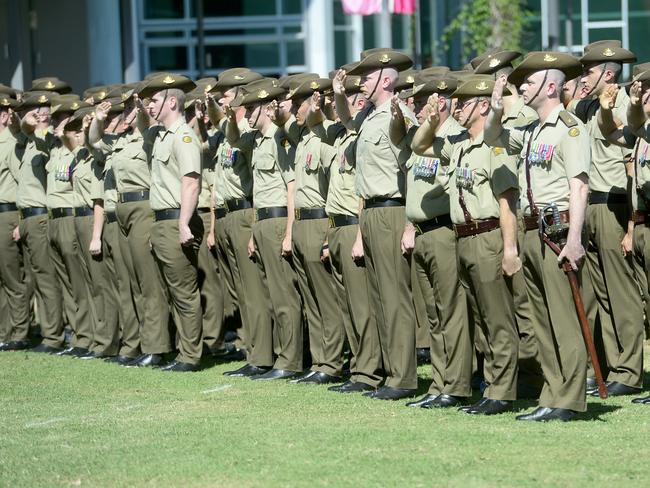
[1,346,649,488]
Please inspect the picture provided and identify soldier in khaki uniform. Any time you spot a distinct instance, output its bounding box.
[70,105,120,359]
[306,72,383,393]
[420,76,521,415]
[13,92,64,353]
[206,68,275,366]
[284,77,347,384]
[89,89,172,367]
[225,79,304,380]
[485,52,590,421]
[399,75,474,409]
[0,92,31,350]
[569,41,644,396]
[343,50,418,400]
[139,73,204,372]
[473,51,544,396]
[598,68,650,405]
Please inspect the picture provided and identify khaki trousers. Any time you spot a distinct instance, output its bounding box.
[18,214,63,347]
[224,209,273,367]
[457,229,518,401]
[215,213,238,320]
[414,225,472,397]
[253,217,303,372]
[104,219,140,358]
[585,203,644,388]
[48,215,93,349]
[150,216,204,365]
[198,211,225,352]
[116,200,171,354]
[292,217,345,377]
[328,224,382,386]
[0,210,30,341]
[360,206,417,390]
[522,229,587,411]
[75,215,118,356]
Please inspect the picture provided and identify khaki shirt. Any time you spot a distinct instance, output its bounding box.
[46,141,78,208]
[492,104,590,215]
[573,88,631,193]
[0,129,20,203]
[293,127,330,209]
[17,129,53,209]
[235,123,294,209]
[406,116,464,222]
[438,129,518,224]
[97,129,156,193]
[150,117,201,211]
[355,99,416,199]
[216,118,253,202]
[198,129,220,209]
[633,122,650,210]
[73,148,104,207]
[322,123,359,217]
[103,158,118,213]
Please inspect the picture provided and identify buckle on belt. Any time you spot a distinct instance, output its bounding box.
[328,215,335,228]
[295,208,301,220]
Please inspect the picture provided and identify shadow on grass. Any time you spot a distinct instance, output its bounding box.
[575,402,622,422]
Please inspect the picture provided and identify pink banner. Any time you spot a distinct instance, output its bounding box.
[342,0,382,15]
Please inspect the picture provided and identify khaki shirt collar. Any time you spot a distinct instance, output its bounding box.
[161,116,185,141]
[539,104,564,129]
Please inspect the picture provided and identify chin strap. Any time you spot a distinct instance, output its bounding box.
[366,68,384,102]
[526,69,550,106]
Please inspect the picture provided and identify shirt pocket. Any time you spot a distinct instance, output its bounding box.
[253,152,276,172]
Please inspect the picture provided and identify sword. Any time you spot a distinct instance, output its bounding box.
[539,203,608,400]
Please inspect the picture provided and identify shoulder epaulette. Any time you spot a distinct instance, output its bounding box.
[559,110,578,128]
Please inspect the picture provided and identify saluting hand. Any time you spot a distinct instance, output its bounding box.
[132,93,146,114]
[599,84,619,111]
[391,95,404,122]
[332,69,347,96]
[491,75,507,112]
[426,94,440,125]
[310,92,321,113]
[224,104,235,121]
[266,100,280,123]
[630,81,643,107]
[95,101,111,121]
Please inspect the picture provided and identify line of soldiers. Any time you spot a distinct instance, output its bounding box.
[1,39,649,422]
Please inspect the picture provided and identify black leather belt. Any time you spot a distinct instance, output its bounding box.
[154,209,181,221]
[295,207,327,220]
[0,202,18,213]
[20,207,48,219]
[328,213,359,228]
[588,191,627,205]
[49,207,74,219]
[364,197,405,209]
[119,190,150,203]
[225,198,253,212]
[414,214,452,235]
[256,206,288,221]
[215,207,227,219]
[197,207,211,214]
[105,211,117,224]
[74,206,94,217]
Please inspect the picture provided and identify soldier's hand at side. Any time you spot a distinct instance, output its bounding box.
[206,229,216,249]
[95,101,111,121]
[179,222,194,246]
[502,249,522,277]
[491,75,507,112]
[630,81,643,106]
[247,235,256,259]
[599,84,618,111]
[332,69,347,96]
[320,243,330,263]
[400,225,415,255]
[351,234,364,261]
[558,238,585,271]
[89,237,102,257]
[621,231,633,257]
[11,226,20,242]
[281,233,292,258]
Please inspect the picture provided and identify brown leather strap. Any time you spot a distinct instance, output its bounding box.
[524,130,537,217]
[523,209,570,231]
[456,148,473,223]
[453,218,500,238]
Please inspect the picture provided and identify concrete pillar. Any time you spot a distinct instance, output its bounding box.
[86,0,122,86]
[305,0,334,76]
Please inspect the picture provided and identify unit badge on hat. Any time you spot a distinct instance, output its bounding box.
[121,92,129,101]
[257,90,269,99]
[71,102,79,109]
[544,54,557,62]
[38,95,48,103]
[406,75,414,83]
[45,81,55,89]
[437,81,448,90]
[489,58,500,68]
[476,81,489,91]
[603,48,615,57]
[205,84,213,92]
[234,75,245,80]
[379,54,391,64]
[1,98,9,106]
[310,81,320,90]
[98,91,106,99]
[162,75,175,84]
